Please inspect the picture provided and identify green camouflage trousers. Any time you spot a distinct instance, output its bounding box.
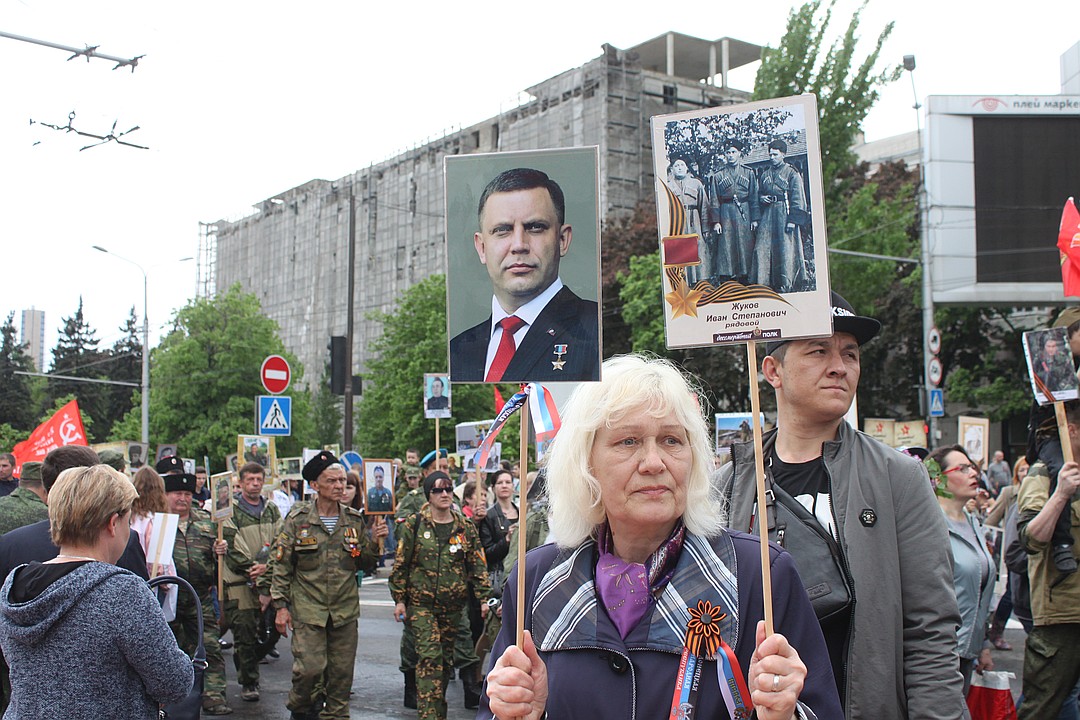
[170,594,226,706]
[287,618,357,720]
[411,604,461,720]
[223,599,261,687]
[399,605,479,673]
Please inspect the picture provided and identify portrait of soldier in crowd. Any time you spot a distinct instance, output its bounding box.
[363,460,395,515]
[1024,327,1080,404]
[650,95,833,350]
[423,374,452,419]
[446,148,601,384]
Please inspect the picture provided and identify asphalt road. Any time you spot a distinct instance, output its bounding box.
[220,569,480,720]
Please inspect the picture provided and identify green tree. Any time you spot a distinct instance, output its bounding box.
[0,312,35,431]
[310,368,343,446]
[47,298,107,440]
[357,275,519,461]
[100,307,142,438]
[149,284,314,471]
[753,0,901,207]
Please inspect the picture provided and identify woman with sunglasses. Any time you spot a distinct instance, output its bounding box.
[389,471,490,719]
[926,445,996,697]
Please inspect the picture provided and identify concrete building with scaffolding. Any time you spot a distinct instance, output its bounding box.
[207,32,761,387]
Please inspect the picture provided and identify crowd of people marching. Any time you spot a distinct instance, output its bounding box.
[0,298,1079,720]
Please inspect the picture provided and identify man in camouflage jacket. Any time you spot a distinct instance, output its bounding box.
[159,455,231,715]
[271,451,385,720]
[390,472,489,720]
[222,462,282,702]
[0,462,47,536]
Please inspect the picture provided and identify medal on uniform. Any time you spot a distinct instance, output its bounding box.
[299,527,310,539]
[552,344,568,371]
[449,532,463,554]
[344,527,360,558]
[423,531,431,539]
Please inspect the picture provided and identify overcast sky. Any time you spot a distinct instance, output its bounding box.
[3,0,1078,365]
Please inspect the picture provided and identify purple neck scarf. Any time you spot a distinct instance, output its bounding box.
[595,520,686,638]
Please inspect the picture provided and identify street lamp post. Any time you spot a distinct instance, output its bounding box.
[903,55,938,443]
[92,245,149,444]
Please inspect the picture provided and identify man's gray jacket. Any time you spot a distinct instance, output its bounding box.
[716,421,965,720]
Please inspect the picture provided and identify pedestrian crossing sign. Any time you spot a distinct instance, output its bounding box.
[929,388,945,418]
[257,395,292,436]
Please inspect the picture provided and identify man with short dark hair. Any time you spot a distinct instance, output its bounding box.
[754,138,809,292]
[0,455,16,497]
[194,466,211,504]
[449,167,599,383]
[717,292,964,720]
[221,462,281,703]
[707,139,759,285]
[367,466,392,513]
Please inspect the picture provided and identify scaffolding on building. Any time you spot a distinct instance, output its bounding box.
[197,221,217,299]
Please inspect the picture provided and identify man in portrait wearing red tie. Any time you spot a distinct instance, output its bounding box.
[449,167,600,383]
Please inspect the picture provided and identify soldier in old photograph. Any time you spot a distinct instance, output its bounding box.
[754,138,809,293]
[665,155,709,284]
[706,139,759,285]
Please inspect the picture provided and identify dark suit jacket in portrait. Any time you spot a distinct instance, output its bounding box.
[449,286,600,383]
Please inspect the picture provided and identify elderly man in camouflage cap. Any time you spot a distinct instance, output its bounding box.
[271,450,387,720]
[0,462,47,536]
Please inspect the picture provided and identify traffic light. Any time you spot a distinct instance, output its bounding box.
[328,336,346,395]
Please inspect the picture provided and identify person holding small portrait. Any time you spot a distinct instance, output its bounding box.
[706,139,759,285]
[427,378,449,412]
[449,168,599,383]
[754,138,809,293]
[368,466,393,513]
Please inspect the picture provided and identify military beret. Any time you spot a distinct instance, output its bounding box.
[97,449,126,471]
[163,472,196,493]
[423,471,452,499]
[302,450,340,483]
[419,449,448,469]
[19,462,42,483]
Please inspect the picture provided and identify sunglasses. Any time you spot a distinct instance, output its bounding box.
[429,486,453,495]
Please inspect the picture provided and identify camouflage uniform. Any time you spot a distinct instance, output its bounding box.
[222,494,282,689]
[394,491,479,678]
[0,488,48,536]
[170,505,228,709]
[389,505,488,720]
[271,500,379,720]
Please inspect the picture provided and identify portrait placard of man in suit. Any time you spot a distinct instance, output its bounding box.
[446,148,601,384]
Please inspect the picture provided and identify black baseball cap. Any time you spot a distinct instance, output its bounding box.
[766,292,881,356]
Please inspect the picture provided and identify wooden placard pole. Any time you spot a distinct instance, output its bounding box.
[746,341,775,636]
[1055,401,1075,464]
[217,521,224,604]
[516,399,530,648]
[435,418,441,469]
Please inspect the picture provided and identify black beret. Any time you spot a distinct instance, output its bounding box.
[163,472,196,494]
[423,471,452,499]
[302,450,340,483]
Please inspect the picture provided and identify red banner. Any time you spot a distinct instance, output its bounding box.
[1057,197,1080,297]
[12,399,88,476]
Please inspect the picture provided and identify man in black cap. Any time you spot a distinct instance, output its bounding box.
[270,450,386,720]
[717,292,965,720]
[158,455,232,715]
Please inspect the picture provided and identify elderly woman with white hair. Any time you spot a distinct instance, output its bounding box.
[480,355,841,720]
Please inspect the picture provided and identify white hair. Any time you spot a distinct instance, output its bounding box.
[544,354,722,548]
